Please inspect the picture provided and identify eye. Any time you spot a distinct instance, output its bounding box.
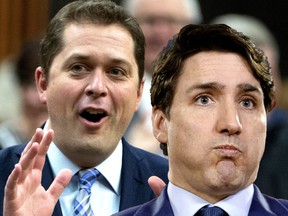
[240,98,255,109]
[71,64,88,73]
[107,68,128,78]
[110,68,122,75]
[195,95,212,105]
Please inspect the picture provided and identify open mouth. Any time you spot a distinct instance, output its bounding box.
[80,109,107,123]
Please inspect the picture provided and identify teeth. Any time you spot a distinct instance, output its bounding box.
[86,109,104,115]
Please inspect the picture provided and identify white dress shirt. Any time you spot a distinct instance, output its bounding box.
[45,120,122,216]
[167,182,254,216]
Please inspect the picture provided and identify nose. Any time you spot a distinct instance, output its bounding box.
[84,71,108,97]
[216,103,243,135]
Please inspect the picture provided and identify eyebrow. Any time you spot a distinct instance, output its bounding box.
[63,53,133,72]
[237,83,261,93]
[63,54,91,67]
[186,82,224,94]
[186,82,262,95]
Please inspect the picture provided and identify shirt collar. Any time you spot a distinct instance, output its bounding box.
[45,119,122,196]
[95,139,122,195]
[168,182,253,216]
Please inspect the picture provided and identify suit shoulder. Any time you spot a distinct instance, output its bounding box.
[262,194,288,214]
[114,188,172,216]
[0,144,25,164]
[113,198,158,216]
[122,138,169,182]
[265,194,288,206]
[0,144,26,212]
[123,139,168,166]
[0,144,25,179]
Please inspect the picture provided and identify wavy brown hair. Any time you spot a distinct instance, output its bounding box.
[151,24,275,116]
[150,24,275,155]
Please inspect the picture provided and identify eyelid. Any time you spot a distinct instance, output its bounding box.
[70,63,90,73]
[194,94,214,105]
[107,67,126,75]
[240,96,257,109]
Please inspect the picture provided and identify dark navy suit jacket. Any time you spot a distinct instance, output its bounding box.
[115,185,288,216]
[0,138,169,216]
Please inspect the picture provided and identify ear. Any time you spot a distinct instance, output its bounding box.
[152,107,168,143]
[35,66,47,104]
[135,78,145,111]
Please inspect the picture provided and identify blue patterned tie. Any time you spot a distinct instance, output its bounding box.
[73,168,100,216]
[195,206,228,216]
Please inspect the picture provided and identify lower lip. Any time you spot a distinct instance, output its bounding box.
[80,116,107,128]
[216,148,241,157]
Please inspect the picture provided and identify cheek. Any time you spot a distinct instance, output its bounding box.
[46,81,79,110]
[110,87,140,122]
[114,84,139,106]
[249,113,266,146]
[248,126,266,160]
[167,116,205,156]
[168,107,208,144]
[242,114,266,166]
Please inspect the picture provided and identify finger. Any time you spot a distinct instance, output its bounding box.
[18,142,40,183]
[48,169,72,204]
[4,164,22,201]
[148,176,166,197]
[33,129,54,171]
[22,128,43,156]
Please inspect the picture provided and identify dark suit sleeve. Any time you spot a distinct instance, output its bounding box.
[0,144,25,214]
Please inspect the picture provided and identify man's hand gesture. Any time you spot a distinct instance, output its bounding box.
[3,128,72,216]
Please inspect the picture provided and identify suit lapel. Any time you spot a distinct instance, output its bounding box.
[248,184,287,216]
[153,187,174,216]
[42,156,63,216]
[249,185,274,216]
[119,139,146,210]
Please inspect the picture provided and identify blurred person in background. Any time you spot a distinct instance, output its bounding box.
[0,58,21,123]
[212,14,288,199]
[0,39,48,149]
[122,0,203,155]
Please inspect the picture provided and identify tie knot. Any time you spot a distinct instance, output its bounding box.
[79,168,100,191]
[195,206,228,216]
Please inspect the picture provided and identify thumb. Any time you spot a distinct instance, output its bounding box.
[48,169,72,203]
[148,176,166,197]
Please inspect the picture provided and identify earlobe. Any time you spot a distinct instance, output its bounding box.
[152,108,168,143]
[35,67,47,104]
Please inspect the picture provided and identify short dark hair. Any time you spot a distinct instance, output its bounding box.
[151,24,275,116]
[40,0,145,85]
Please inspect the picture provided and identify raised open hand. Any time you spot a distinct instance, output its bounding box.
[3,128,72,216]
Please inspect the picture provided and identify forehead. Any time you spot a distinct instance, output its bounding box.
[178,51,261,90]
[59,23,137,64]
[63,22,134,49]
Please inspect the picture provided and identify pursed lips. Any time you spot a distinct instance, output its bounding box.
[214,144,242,157]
